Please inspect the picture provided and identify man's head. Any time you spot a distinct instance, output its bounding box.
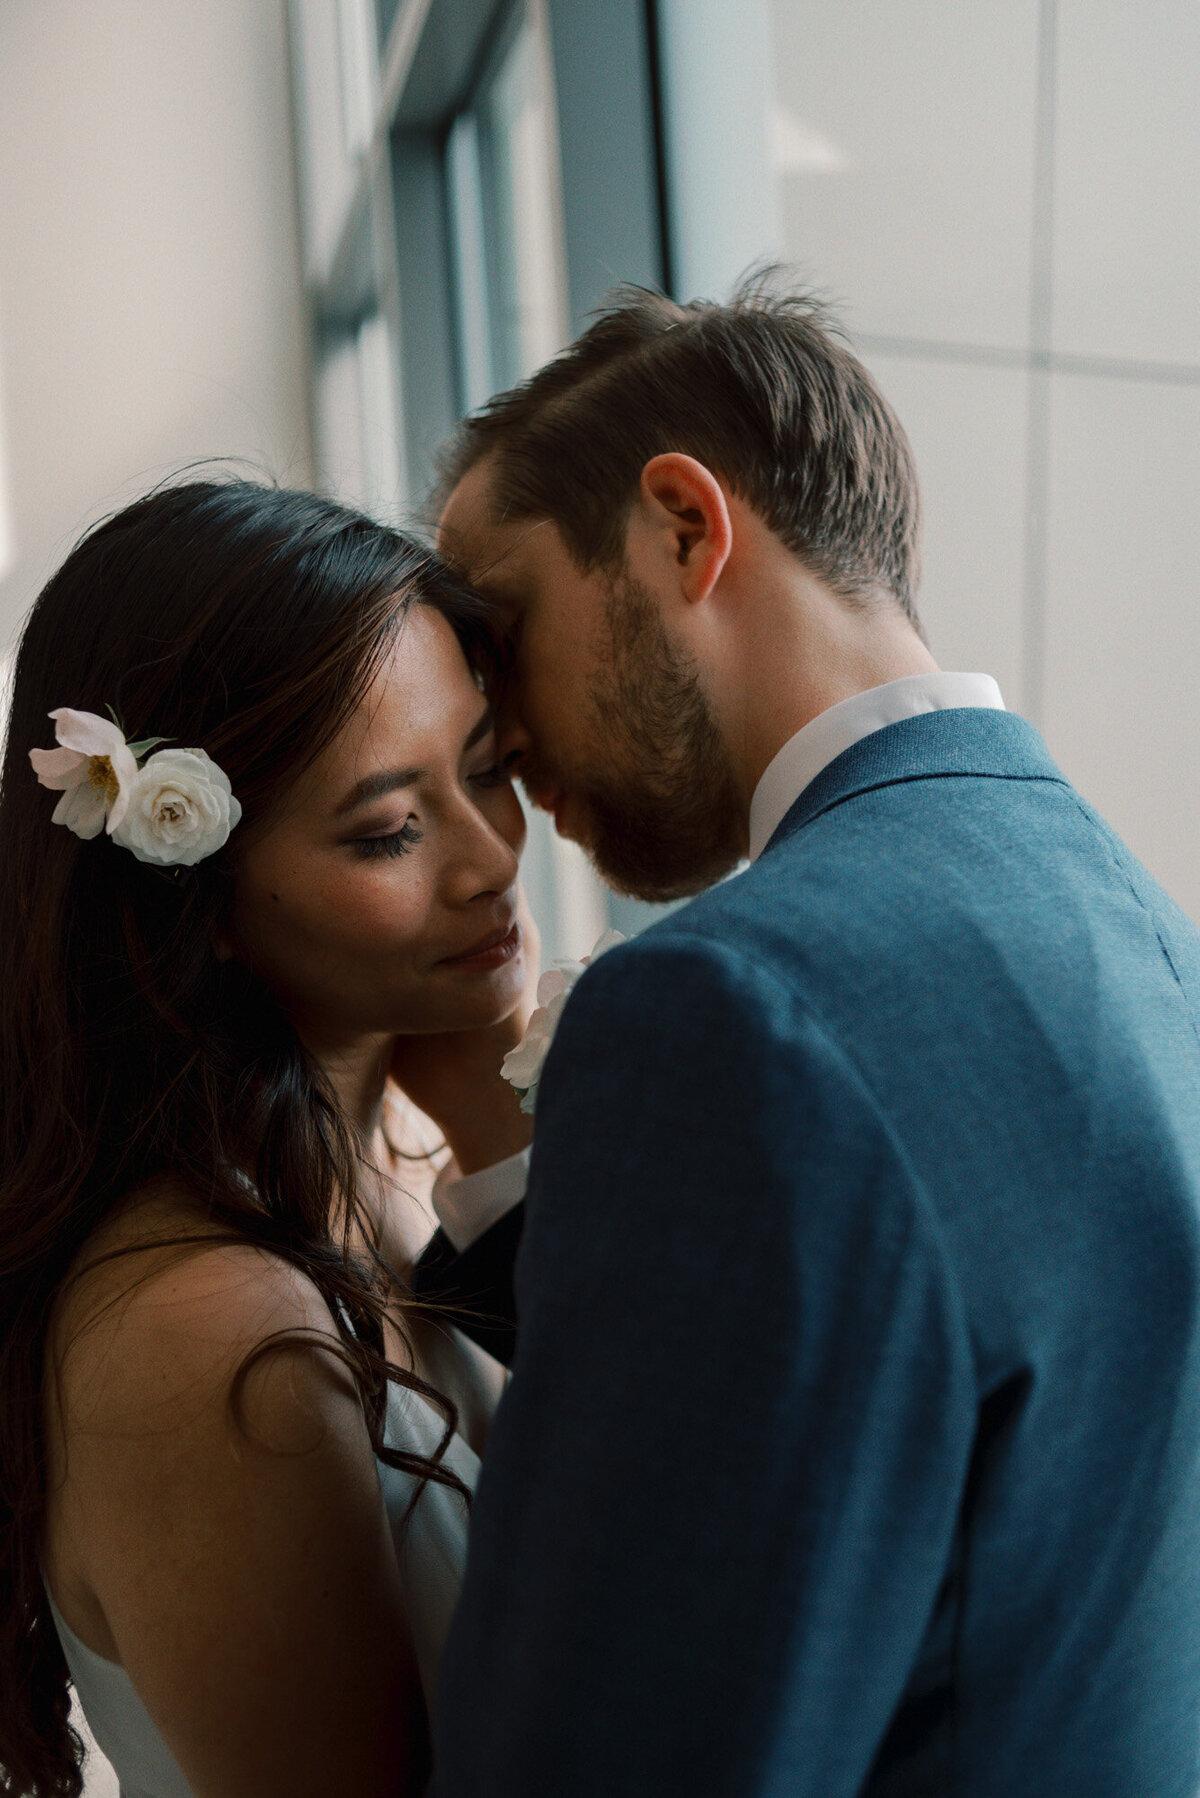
[437,275,925,901]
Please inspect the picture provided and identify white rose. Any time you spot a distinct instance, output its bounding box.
[112,748,243,866]
[500,929,625,1114]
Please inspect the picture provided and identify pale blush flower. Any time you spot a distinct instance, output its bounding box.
[536,967,578,1008]
[587,928,627,964]
[501,930,626,1114]
[29,709,139,838]
[112,748,242,867]
[500,1004,561,1112]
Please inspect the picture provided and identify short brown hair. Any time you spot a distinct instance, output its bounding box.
[438,271,923,622]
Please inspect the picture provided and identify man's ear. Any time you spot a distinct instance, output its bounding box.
[638,453,733,604]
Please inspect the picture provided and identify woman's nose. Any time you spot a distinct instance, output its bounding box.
[444,802,521,907]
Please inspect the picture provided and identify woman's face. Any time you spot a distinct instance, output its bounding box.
[226,604,527,1042]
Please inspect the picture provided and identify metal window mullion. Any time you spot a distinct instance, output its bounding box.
[446,112,496,413]
[543,0,665,330]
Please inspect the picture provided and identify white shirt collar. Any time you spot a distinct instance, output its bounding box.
[748,672,1006,860]
[432,1147,531,1252]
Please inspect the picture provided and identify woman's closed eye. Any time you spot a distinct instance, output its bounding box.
[353,819,424,860]
[350,767,506,858]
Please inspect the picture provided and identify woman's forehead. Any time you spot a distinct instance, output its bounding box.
[303,610,482,795]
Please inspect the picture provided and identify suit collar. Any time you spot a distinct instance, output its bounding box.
[760,708,1068,856]
[748,674,1006,858]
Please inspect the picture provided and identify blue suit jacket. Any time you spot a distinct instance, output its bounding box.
[430,709,1200,1797]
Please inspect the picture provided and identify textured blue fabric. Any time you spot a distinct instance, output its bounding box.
[431,708,1200,1798]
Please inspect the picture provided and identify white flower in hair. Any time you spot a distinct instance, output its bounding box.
[113,747,242,867]
[29,708,140,838]
[501,929,626,1114]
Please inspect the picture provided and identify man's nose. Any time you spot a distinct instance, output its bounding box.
[495,697,533,776]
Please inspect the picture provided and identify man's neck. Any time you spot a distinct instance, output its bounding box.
[722,574,939,811]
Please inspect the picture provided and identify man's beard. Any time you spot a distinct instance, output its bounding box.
[529,570,745,903]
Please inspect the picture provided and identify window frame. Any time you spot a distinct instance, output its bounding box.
[288,0,669,512]
[287,0,674,956]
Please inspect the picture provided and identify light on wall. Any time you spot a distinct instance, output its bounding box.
[0,475,14,588]
[0,290,18,748]
[0,346,14,586]
[769,103,848,175]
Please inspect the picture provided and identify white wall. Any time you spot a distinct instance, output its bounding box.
[778,0,1200,920]
[0,9,312,1786]
[659,0,1200,921]
[0,0,313,656]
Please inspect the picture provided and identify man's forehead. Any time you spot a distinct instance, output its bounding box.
[438,461,554,589]
[437,454,493,542]
[439,460,512,570]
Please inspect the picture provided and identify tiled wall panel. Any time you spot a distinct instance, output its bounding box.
[1053,0,1200,366]
[1042,373,1200,917]
[865,355,1029,707]
[772,0,1039,347]
[674,0,1200,916]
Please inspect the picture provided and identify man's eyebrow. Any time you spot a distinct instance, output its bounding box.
[333,706,495,817]
[462,704,496,751]
[452,518,550,589]
[466,555,521,598]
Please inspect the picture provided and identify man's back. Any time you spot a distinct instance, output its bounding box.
[682,706,1200,1790]
[434,707,1200,1797]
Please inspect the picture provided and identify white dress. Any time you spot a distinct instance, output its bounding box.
[47,1382,482,1798]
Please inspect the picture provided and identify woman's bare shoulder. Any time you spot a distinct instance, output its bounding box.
[41,1183,421,1798]
[47,1176,347,1436]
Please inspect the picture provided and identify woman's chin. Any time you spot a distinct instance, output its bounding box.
[457,954,528,1024]
[399,957,527,1035]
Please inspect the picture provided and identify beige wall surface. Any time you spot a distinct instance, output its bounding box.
[0,11,312,1784]
[0,0,312,656]
[769,0,1200,922]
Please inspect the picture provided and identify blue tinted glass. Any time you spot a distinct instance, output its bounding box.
[472,7,567,389]
[375,0,401,52]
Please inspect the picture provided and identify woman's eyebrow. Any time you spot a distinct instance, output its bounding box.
[334,766,421,816]
[333,707,495,817]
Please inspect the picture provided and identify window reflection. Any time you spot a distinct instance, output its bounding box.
[476,9,567,389]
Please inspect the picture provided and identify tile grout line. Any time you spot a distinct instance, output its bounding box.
[855,336,1200,388]
[1021,0,1059,729]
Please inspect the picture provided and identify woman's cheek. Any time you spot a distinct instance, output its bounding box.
[329,861,434,949]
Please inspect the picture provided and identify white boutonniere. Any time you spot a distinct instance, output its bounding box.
[501,928,626,1114]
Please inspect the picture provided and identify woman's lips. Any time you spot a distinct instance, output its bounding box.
[437,920,522,971]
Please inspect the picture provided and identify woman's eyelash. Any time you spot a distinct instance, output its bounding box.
[354,821,424,860]
[351,766,507,857]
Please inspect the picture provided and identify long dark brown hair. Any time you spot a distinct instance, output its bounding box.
[0,479,499,1797]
